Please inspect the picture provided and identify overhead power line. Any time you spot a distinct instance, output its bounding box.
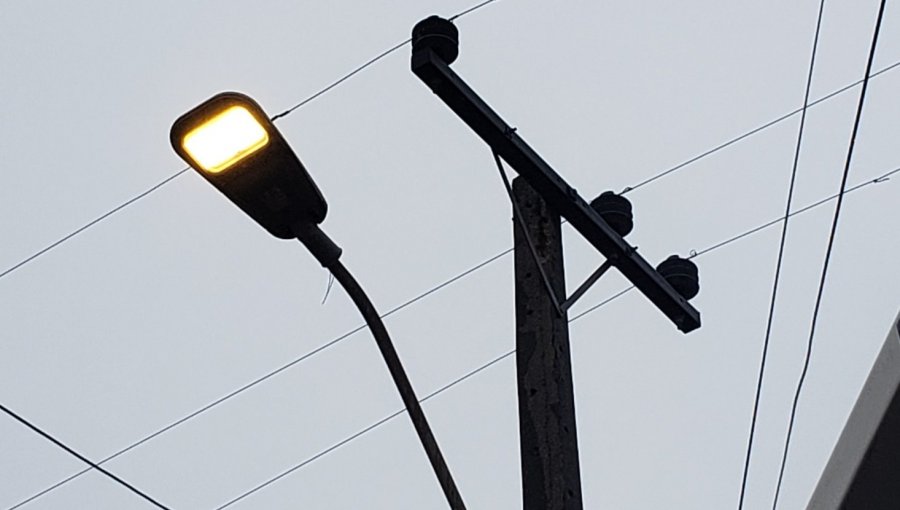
[619,59,900,195]
[5,3,508,508]
[213,166,899,508]
[0,0,503,284]
[2,48,899,285]
[448,0,501,21]
[214,350,515,510]
[6,252,511,510]
[688,167,898,259]
[269,38,411,122]
[0,403,171,510]
[1,1,892,505]
[10,163,896,509]
[0,168,189,281]
[771,1,887,508]
[568,167,900,320]
[737,1,826,508]
[267,2,503,120]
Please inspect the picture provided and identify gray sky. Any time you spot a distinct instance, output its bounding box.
[1,0,898,508]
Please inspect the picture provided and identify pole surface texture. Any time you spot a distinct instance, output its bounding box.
[513,177,584,510]
[328,260,467,510]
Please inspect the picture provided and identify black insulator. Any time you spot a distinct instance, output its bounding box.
[656,255,700,300]
[412,16,459,64]
[590,191,633,236]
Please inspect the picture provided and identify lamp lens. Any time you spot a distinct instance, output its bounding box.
[182,106,269,173]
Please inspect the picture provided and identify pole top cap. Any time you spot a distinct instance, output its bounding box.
[412,16,459,64]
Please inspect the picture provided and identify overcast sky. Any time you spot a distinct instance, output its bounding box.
[2,1,899,508]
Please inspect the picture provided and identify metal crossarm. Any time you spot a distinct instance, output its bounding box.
[412,47,700,332]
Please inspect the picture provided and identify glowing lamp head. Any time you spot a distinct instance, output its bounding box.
[171,92,328,239]
[182,105,269,173]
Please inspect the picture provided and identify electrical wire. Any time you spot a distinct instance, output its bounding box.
[449,0,501,21]
[771,2,887,507]
[573,167,900,322]
[2,1,893,503]
[689,167,898,260]
[6,247,513,510]
[568,286,635,322]
[619,59,900,196]
[0,168,189,281]
[268,38,411,122]
[737,1,826,508]
[10,162,893,510]
[212,166,899,508]
[0,403,172,510]
[269,0,501,121]
[272,0,502,122]
[10,158,898,509]
[6,4,505,502]
[0,0,502,284]
[214,350,514,510]
[3,46,899,288]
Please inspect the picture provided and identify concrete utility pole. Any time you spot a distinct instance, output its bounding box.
[513,177,583,510]
[410,15,702,510]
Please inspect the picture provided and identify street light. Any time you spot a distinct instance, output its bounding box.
[171,92,327,240]
[171,92,466,510]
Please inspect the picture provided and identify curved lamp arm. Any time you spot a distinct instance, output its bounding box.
[296,223,466,510]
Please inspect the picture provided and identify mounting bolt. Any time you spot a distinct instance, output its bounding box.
[412,16,459,64]
[590,191,633,236]
[657,255,699,300]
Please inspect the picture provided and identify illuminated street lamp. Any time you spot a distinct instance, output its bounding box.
[171,92,327,240]
[171,92,466,510]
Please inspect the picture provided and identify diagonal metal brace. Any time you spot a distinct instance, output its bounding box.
[497,151,617,316]
[560,260,613,312]
[494,151,565,316]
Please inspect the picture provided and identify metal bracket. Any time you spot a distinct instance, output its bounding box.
[495,151,617,316]
[495,151,565,316]
[560,260,612,312]
[413,46,700,332]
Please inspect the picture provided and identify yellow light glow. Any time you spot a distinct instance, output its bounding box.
[182,106,269,173]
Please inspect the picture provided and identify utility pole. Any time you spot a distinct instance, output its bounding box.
[513,177,583,509]
[410,16,702,509]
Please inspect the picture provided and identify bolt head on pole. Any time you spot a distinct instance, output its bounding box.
[170,92,328,239]
[656,255,700,300]
[590,191,633,237]
[412,16,459,64]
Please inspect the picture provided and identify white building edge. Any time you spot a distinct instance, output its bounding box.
[807,310,900,509]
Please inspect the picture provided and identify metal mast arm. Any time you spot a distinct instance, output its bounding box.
[328,260,467,510]
[294,223,466,510]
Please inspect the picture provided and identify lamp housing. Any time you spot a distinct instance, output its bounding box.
[171,92,327,239]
